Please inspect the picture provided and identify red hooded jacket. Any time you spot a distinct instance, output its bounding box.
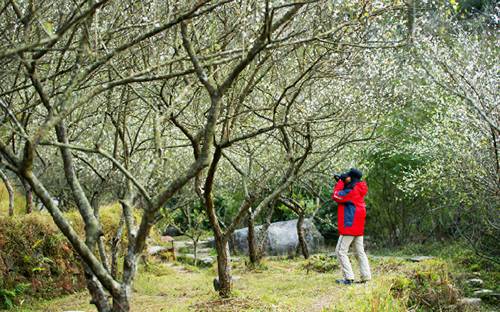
[331,179,368,236]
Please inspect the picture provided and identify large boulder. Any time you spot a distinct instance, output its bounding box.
[163,225,183,237]
[230,219,324,256]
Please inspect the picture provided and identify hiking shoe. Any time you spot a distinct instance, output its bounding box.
[355,280,370,284]
[335,279,354,285]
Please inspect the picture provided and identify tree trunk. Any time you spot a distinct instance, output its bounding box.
[113,253,136,312]
[297,213,309,259]
[23,180,33,214]
[112,287,131,312]
[25,187,33,213]
[0,169,14,216]
[111,214,125,279]
[84,266,111,312]
[215,238,232,297]
[256,203,275,261]
[193,239,198,266]
[92,194,110,272]
[247,212,259,266]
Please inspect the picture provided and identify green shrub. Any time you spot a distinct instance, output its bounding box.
[65,203,161,253]
[176,254,212,268]
[0,283,29,309]
[300,254,339,273]
[390,260,461,311]
[0,214,86,304]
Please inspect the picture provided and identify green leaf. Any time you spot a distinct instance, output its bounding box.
[31,267,46,272]
[42,20,54,35]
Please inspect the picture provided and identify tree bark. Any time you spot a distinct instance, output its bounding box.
[112,287,130,312]
[55,122,112,309]
[297,213,309,259]
[193,238,198,266]
[84,267,111,312]
[215,238,232,298]
[111,214,125,279]
[0,169,14,216]
[256,204,275,261]
[247,212,258,265]
[22,179,34,214]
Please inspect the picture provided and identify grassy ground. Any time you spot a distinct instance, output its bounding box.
[12,254,472,312]
[1,185,496,311]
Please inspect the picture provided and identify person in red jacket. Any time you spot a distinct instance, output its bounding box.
[331,168,371,285]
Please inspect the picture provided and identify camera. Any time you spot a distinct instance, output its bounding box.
[334,173,348,182]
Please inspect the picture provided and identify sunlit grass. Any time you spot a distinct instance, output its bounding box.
[0,182,27,216]
[18,256,415,312]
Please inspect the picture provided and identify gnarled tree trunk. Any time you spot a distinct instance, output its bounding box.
[247,203,275,266]
[21,179,34,214]
[279,197,310,259]
[247,212,258,265]
[215,238,232,298]
[297,213,309,259]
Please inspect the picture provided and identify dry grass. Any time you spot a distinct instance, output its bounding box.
[0,183,27,216]
[16,257,413,312]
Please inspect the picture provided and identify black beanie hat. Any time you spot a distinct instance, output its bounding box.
[348,168,363,179]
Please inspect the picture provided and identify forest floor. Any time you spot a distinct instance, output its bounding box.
[13,248,500,312]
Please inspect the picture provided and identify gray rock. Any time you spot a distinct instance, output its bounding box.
[230,219,324,256]
[196,247,212,254]
[466,278,484,288]
[457,298,481,307]
[213,275,239,291]
[198,240,211,248]
[147,245,168,255]
[408,256,434,262]
[200,256,214,266]
[176,241,194,248]
[163,225,182,237]
[473,289,500,300]
[213,278,220,291]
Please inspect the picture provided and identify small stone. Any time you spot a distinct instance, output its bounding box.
[408,256,434,262]
[466,278,484,288]
[472,290,500,303]
[213,278,220,291]
[473,289,493,298]
[198,240,211,248]
[200,256,214,265]
[147,245,168,255]
[457,298,481,307]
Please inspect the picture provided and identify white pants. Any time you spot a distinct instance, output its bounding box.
[335,235,371,281]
